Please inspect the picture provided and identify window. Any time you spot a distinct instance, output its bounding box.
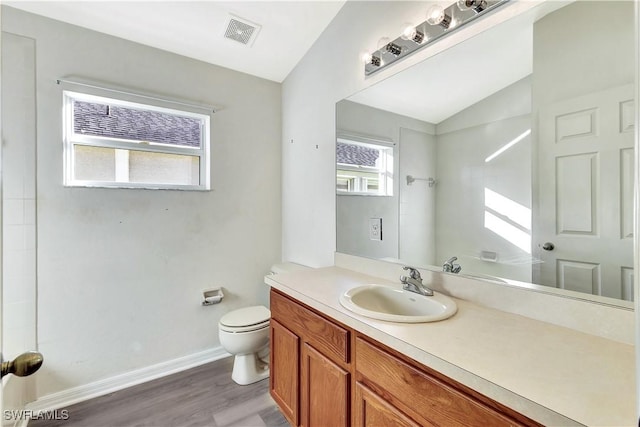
[336,137,393,196]
[63,91,210,190]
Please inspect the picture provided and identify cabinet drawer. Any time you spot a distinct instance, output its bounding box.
[355,337,536,427]
[271,289,349,364]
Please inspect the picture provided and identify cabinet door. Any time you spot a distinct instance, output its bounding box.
[354,382,422,427]
[301,343,349,427]
[270,319,299,426]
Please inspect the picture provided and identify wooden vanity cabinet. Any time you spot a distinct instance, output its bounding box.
[270,289,350,427]
[270,289,541,427]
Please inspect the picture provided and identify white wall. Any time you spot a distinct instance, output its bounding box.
[532,1,634,108]
[2,6,282,398]
[336,195,398,260]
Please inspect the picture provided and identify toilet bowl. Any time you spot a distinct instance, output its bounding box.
[218,262,311,385]
[218,305,271,385]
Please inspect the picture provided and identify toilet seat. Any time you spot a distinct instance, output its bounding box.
[219,319,269,333]
[219,306,271,333]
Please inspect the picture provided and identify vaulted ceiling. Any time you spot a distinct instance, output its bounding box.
[4,1,346,83]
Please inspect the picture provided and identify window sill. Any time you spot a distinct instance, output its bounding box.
[64,182,210,191]
[336,192,392,197]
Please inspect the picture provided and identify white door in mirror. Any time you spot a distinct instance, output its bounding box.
[536,84,635,300]
[339,284,457,323]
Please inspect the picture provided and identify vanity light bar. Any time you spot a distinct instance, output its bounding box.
[364,0,510,76]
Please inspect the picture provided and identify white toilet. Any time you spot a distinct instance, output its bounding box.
[219,305,271,385]
[218,262,310,385]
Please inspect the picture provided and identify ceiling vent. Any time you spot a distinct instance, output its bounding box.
[224,15,261,47]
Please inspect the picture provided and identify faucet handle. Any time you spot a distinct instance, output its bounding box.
[402,266,421,280]
[442,256,462,274]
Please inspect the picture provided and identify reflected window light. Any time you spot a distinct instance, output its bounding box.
[484,211,531,253]
[485,129,531,163]
[484,188,531,230]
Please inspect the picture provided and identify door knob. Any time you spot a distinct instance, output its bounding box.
[1,351,43,378]
[542,242,555,251]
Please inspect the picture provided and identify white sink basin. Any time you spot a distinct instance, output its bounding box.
[339,284,457,323]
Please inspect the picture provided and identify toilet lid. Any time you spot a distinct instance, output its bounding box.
[220,305,271,328]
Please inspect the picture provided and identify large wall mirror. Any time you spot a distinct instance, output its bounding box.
[336,0,635,306]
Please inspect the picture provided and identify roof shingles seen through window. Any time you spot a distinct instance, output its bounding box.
[73,101,201,147]
[336,142,379,167]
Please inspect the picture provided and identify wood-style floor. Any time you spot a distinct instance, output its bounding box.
[29,356,289,427]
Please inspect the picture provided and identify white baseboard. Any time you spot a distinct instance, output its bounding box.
[26,347,230,413]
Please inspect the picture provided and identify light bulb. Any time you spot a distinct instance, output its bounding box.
[362,51,381,67]
[426,4,453,29]
[457,0,472,11]
[426,4,445,25]
[400,24,425,44]
[376,37,391,51]
[400,24,417,41]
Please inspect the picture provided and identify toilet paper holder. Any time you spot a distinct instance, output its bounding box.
[202,288,224,306]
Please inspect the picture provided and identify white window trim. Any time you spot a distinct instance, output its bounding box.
[63,90,211,190]
[336,173,380,195]
[336,137,394,197]
[336,163,380,173]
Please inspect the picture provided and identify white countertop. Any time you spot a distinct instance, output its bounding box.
[265,266,636,427]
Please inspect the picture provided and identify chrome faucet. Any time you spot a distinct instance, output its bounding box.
[443,257,462,274]
[400,266,434,296]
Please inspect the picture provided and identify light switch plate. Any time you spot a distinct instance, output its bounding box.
[369,218,382,241]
